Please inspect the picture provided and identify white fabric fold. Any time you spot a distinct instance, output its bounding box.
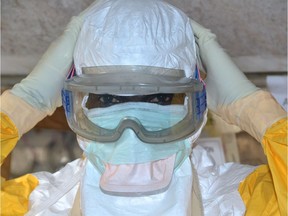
[191,145,257,216]
[26,145,257,215]
[26,159,85,216]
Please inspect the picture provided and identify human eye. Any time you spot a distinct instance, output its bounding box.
[146,94,173,105]
[98,94,125,107]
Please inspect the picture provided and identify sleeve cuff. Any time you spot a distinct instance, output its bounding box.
[217,90,287,143]
[0,90,47,137]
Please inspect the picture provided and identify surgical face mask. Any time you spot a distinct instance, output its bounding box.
[86,102,187,131]
[77,102,207,195]
[80,102,190,168]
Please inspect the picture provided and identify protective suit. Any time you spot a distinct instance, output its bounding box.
[1,0,287,216]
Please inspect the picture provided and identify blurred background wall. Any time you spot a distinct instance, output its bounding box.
[2,0,287,75]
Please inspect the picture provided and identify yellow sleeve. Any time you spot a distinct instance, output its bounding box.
[262,118,287,215]
[0,110,39,215]
[239,118,287,216]
[0,113,19,166]
[1,90,47,167]
[1,174,39,216]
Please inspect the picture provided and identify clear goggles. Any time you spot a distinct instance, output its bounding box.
[62,66,207,144]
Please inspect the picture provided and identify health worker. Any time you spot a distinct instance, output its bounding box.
[1,0,287,215]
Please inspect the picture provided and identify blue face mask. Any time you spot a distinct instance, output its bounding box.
[85,102,187,131]
[77,102,206,173]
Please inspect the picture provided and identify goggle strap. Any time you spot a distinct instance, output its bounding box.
[195,87,207,120]
[62,89,73,119]
[66,63,76,80]
[194,65,207,120]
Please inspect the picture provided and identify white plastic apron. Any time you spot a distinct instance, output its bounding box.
[26,146,256,216]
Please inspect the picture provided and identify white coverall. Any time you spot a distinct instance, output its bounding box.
[1,0,287,216]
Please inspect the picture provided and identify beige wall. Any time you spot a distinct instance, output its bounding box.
[2,0,287,74]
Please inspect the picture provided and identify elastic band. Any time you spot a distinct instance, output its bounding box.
[67,63,76,80]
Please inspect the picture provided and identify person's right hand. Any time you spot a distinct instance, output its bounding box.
[1,1,100,137]
[10,1,99,116]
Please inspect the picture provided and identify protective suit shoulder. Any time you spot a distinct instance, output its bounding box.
[239,118,287,216]
[262,118,287,216]
[238,165,281,216]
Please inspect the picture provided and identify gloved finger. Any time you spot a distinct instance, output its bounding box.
[189,19,206,38]
[189,19,216,45]
[188,18,258,112]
